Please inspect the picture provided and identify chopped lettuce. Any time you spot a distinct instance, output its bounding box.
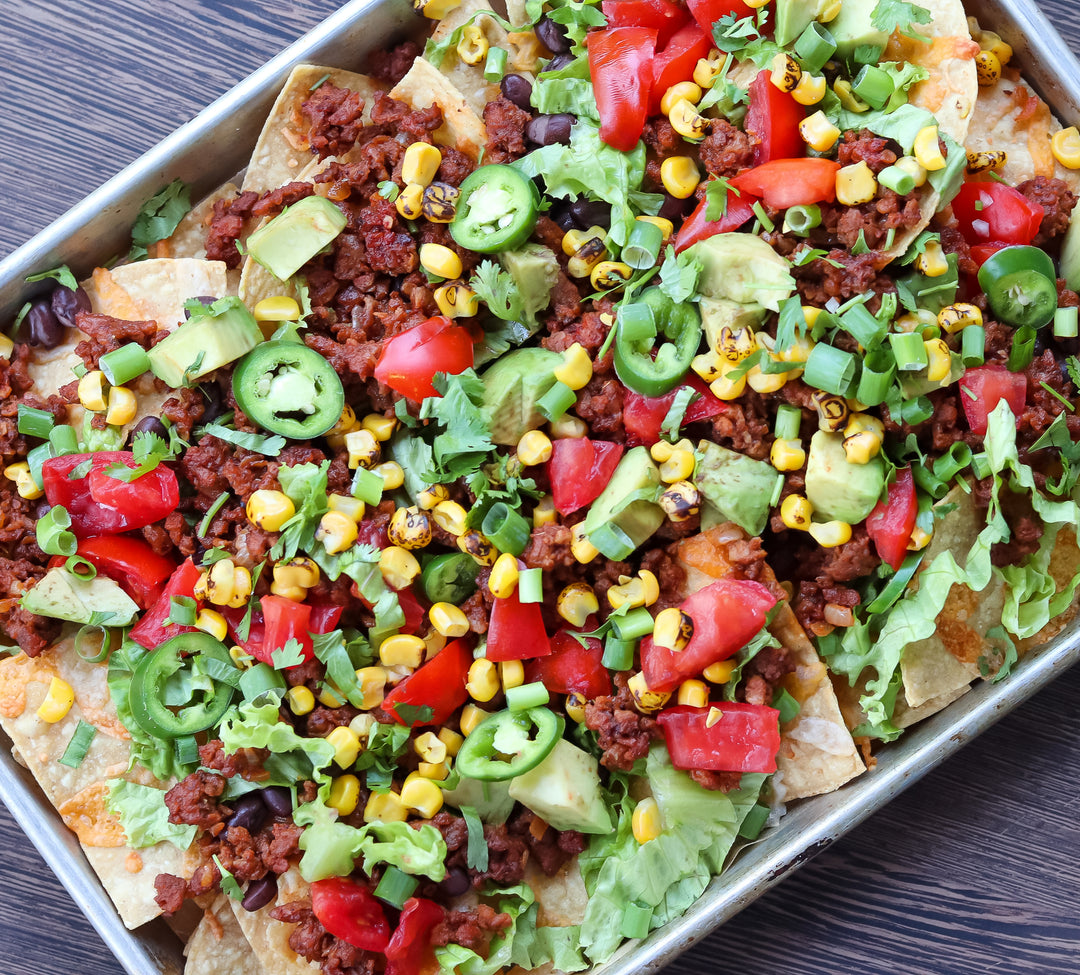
[218,695,335,786]
[105,780,196,851]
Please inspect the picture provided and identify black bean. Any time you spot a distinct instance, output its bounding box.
[570,198,612,230]
[200,381,226,424]
[527,114,574,147]
[227,793,267,834]
[184,296,218,319]
[658,192,695,223]
[536,15,570,54]
[131,416,169,443]
[50,285,90,329]
[499,73,534,112]
[549,204,577,232]
[23,300,65,348]
[260,786,293,818]
[438,867,471,897]
[241,877,277,912]
[541,53,575,73]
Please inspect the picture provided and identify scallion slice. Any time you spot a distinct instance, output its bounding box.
[622,220,664,270]
[536,380,576,422]
[617,303,657,343]
[961,324,986,366]
[99,342,151,386]
[839,304,886,349]
[36,505,76,557]
[601,635,636,671]
[621,901,653,939]
[506,680,550,712]
[1007,324,1037,371]
[1054,306,1078,338]
[774,403,802,441]
[480,502,531,556]
[374,866,419,909]
[517,566,543,604]
[610,606,655,641]
[483,46,507,83]
[49,424,79,456]
[855,348,896,406]
[17,404,54,438]
[352,465,385,506]
[803,343,857,395]
[58,720,98,769]
[889,332,929,370]
[783,204,821,236]
[793,21,837,74]
[853,65,895,109]
[175,735,201,767]
[877,165,916,196]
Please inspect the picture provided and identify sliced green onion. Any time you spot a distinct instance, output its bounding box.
[1007,324,1036,372]
[601,635,636,671]
[933,441,973,482]
[72,361,88,379]
[839,304,886,349]
[751,201,775,233]
[855,348,896,406]
[889,332,928,370]
[65,555,97,579]
[536,380,576,422]
[483,45,507,83]
[1054,306,1078,338]
[17,404,55,438]
[611,606,655,641]
[167,595,198,627]
[912,463,948,500]
[175,735,201,767]
[506,681,550,712]
[239,663,287,702]
[774,403,802,441]
[617,303,657,343]
[877,165,916,196]
[961,324,986,366]
[783,204,821,236]
[794,22,836,73]
[49,424,79,456]
[803,343,857,395]
[865,551,923,614]
[58,720,98,769]
[99,342,151,386]
[26,441,55,490]
[374,865,419,909]
[480,502,531,556]
[622,220,664,270]
[737,803,771,840]
[74,624,110,663]
[352,465,385,506]
[517,567,543,604]
[198,491,230,539]
[36,505,77,557]
[970,450,991,479]
[621,901,653,939]
[586,521,634,560]
[853,65,895,109]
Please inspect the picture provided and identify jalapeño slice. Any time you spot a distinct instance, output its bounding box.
[232,340,345,439]
[454,706,564,781]
[449,164,539,254]
[614,286,703,397]
[977,245,1058,329]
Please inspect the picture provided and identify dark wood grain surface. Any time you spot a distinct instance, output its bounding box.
[3,2,1080,973]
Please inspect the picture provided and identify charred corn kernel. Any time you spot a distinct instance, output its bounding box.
[438,727,464,756]
[488,552,521,598]
[517,429,553,466]
[668,98,710,142]
[809,520,852,548]
[0,334,13,360]
[402,142,442,187]
[894,155,928,188]
[820,0,842,20]
[430,601,470,638]
[627,672,671,713]
[800,111,841,152]
[77,370,109,411]
[364,789,408,823]
[608,576,648,611]
[811,390,849,432]
[693,50,727,88]
[632,797,663,844]
[769,52,802,93]
[716,324,757,363]
[499,659,525,692]
[913,125,947,171]
[924,337,952,383]
[1052,127,1080,170]
[457,23,489,64]
[979,30,1012,66]
[466,659,499,702]
[372,460,404,491]
[318,682,346,708]
[401,774,444,818]
[195,609,228,642]
[317,511,359,554]
[771,438,806,472]
[966,149,1008,175]
[659,448,695,483]
[345,428,381,470]
[286,686,316,716]
[549,413,587,438]
[434,282,479,318]
[419,760,450,780]
[458,529,496,565]
[379,546,422,590]
[565,692,587,724]
[660,81,702,115]
[459,703,487,737]
[328,494,366,523]
[710,369,747,401]
[908,525,933,551]
[692,349,724,383]
[677,679,709,708]
[270,555,320,597]
[422,181,460,222]
[104,385,137,426]
[414,731,449,766]
[355,667,387,710]
[974,49,1001,87]
[915,239,949,277]
[653,607,693,652]
[660,481,701,522]
[412,0,461,19]
[557,582,598,626]
[836,161,877,206]
[379,634,426,669]
[781,494,813,530]
[792,72,827,106]
[570,523,598,564]
[389,506,432,550]
[327,726,362,768]
[842,430,881,464]
[636,214,673,241]
[659,156,701,200]
[246,489,295,532]
[37,677,74,723]
[7,464,41,500]
[419,242,462,279]
[396,181,424,219]
[937,302,984,334]
[844,414,884,439]
[833,79,868,113]
[703,659,736,684]
[361,413,397,443]
[328,775,361,816]
[562,226,606,257]
[325,406,358,449]
[417,485,450,510]
[568,237,608,278]
[432,499,468,537]
[551,345,593,396]
[532,496,556,529]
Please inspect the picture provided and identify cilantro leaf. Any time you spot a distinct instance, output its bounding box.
[213,855,245,900]
[25,265,79,292]
[197,421,287,457]
[1066,356,1080,389]
[271,638,308,670]
[420,370,495,481]
[272,461,331,560]
[393,703,435,726]
[704,178,738,221]
[128,179,191,261]
[658,246,702,305]
[870,0,932,40]
[104,431,177,482]
[471,261,527,322]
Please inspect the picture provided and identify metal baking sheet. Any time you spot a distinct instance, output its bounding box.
[2,0,1079,972]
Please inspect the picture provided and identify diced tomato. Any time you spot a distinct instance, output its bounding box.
[865,468,917,573]
[258,594,313,668]
[952,182,1044,246]
[657,703,781,773]
[383,638,473,726]
[673,183,758,253]
[374,316,475,403]
[623,375,726,447]
[385,898,447,975]
[602,0,687,45]
[128,558,202,650]
[486,588,551,661]
[42,451,180,537]
[396,586,426,635]
[729,159,840,209]
[548,438,624,515]
[587,27,658,153]
[649,21,712,114]
[686,0,755,36]
[525,629,611,699]
[73,536,175,609]
[309,604,344,635]
[745,70,805,164]
[959,364,1028,436]
[310,878,390,952]
[970,242,1010,269]
[640,578,777,692]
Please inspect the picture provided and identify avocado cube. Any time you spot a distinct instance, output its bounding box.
[147,297,262,388]
[20,567,139,626]
[805,430,885,524]
[507,738,613,834]
[247,195,347,281]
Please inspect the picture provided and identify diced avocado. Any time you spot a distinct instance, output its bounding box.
[1060,200,1080,292]
[440,776,516,825]
[695,441,783,536]
[147,296,263,388]
[479,347,562,445]
[507,738,612,834]
[774,0,828,47]
[581,446,664,559]
[20,567,139,627]
[686,234,795,312]
[246,195,347,281]
[827,0,889,64]
[699,297,767,355]
[500,243,560,324]
[804,430,885,524]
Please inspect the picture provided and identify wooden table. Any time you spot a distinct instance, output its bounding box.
[2,1,1080,973]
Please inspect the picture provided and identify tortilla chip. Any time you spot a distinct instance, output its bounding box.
[105,258,232,332]
[391,57,487,159]
[892,683,970,728]
[185,895,264,975]
[229,867,319,974]
[165,182,240,260]
[430,0,514,118]
[526,859,588,927]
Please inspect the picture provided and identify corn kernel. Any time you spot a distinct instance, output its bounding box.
[703,659,736,684]
[792,72,827,106]
[652,607,693,652]
[328,494,366,523]
[246,489,295,532]
[627,672,670,713]
[402,142,442,187]
[568,237,608,278]
[105,385,137,426]
[660,156,701,199]
[417,484,450,510]
[254,295,300,322]
[908,525,933,551]
[459,703,488,737]
[389,506,432,550]
[4,462,41,500]
[819,0,842,20]
[415,731,448,765]
[432,499,468,536]
[770,438,806,472]
[660,81,702,115]
[327,726,362,768]
[517,429,553,466]
[836,161,877,206]
[396,181,425,220]
[974,49,1001,87]
[553,343,593,391]
[800,110,842,152]
[915,239,949,277]
[677,679,709,708]
[327,774,361,816]
[769,52,802,93]
[937,302,983,334]
[77,370,109,412]
[562,226,606,257]
[1052,127,1080,170]
[913,125,947,171]
[36,677,74,723]
[833,78,868,113]
[363,790,408,823]
[372,460,405,491]
[488,552,521,599]
[362,413,397,442]
[438,727,465,756]
[570,523,598,564]
[811,390,849,432]
[842,430,882,464]
[608,576,648,611]
[808,520,852,548]
[355,667,387,710]
[632,797,662,844]
[966,149,1008,175]
[230,646,253,669]
[195,609,228,642]
[466,659,500,702]
[345,428,381,469]
[458,529,496,565]
[924,337,952,383]
[499,659,525,693]
[557,582,598,627]
[705,705,724,728]
[401,774,444,818]
[709,369,746,401]
[659,480,701,523]
[0,334,13,360]
[286,686,316,716]
[549,414,588,438]
[379,634,426,669]
[636,215,673,241]
[533,495,557,528]
[429,601,470,638]
[378,546,421,590]
[350,714,377,742]
[419,760,450,780]
[844,414,885,439]
[979,30,1012,66]
[638,569,660,607]
[781,494,813,530]
[667,98,710,142]
[435,283,480,319]
[895,155,928,188]
[659,448,695,483]
[316,511,359,554]
[693,49,727,89]
[457,23,489,65]
[423,182,460,223]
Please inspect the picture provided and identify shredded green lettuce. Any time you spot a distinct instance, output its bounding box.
[218,696,335,786]
[105,780,196,851]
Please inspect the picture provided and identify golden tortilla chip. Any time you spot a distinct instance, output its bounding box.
[185,895,264,975]
[105,258,232,332]
[391,57,487,159]
[229,867,319,975]
[166,182,241,260]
